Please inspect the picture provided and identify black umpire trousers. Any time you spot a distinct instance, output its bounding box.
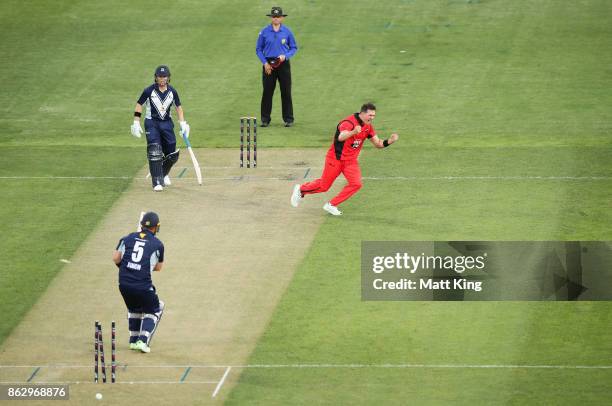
[261,60,294,124]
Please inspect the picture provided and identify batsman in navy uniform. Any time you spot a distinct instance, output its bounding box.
[131,66,190,191]
[112,212,165,353]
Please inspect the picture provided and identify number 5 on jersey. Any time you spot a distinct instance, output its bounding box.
[132,241,146,262]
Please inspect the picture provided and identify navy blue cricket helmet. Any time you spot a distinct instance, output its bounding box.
[154,65,170,77]
[140,211,160,232]
[154,65,171,84]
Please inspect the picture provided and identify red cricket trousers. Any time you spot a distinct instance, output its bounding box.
[300,156,362,206]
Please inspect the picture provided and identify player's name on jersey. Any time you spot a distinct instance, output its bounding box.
[127,262,142,271]
[372,278,483,292]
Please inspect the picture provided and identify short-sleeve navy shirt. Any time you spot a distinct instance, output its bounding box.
[137,84,181,121]
[116,229,164,289]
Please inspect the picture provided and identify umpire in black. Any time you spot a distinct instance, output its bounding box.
[256,6,298,127]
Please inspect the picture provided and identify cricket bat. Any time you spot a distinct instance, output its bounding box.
[182,131,202,185]
[138,211,145,232]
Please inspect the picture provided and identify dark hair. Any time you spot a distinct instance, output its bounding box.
[360,102,376,112]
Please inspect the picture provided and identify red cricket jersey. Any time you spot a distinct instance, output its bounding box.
[326,113,377,161]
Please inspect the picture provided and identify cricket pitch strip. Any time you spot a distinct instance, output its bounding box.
[0,148,331,404]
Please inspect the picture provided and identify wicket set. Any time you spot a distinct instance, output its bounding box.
[240,117,257,168]
[94,321,116,383]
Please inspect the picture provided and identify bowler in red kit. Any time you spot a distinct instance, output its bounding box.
[291,103,399,215]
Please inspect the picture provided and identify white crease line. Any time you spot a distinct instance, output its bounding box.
[365,176,612,180]
[0,176,132,180]
[2,174,612,181]
[0,365,225,368]
[0,381,218,385]
[173,166,316,170]
[1,364,611,369]
[241,364,612,370]
[112,166,318,170]
[212,366,231,398]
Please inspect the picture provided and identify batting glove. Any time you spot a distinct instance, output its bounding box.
[131,121,143,138]
[180,121,190,137]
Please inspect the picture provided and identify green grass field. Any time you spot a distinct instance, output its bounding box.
[1,0,612,404]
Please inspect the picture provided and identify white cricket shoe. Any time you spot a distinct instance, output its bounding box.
[290,184,303,207]
[163,175,172,186]
[135,340,151,353]
[323,202,342,216]
[153,184,163,192]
